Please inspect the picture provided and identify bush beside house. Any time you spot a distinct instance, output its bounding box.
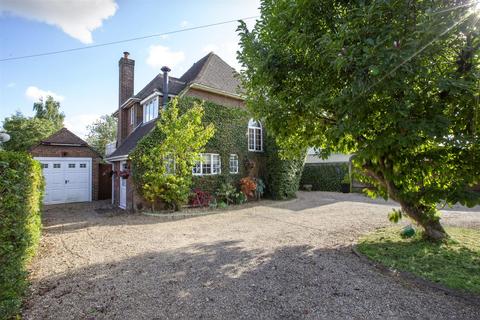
[0,152,44,319]
[300,163,349,192]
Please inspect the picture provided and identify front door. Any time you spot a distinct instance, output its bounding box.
[119,161,127,209]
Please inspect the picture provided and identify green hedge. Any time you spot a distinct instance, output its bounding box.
[300,163,349,192]
[265,135,306,200]
[0,152,44,319]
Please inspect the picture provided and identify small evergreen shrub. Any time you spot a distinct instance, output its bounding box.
[0,151,44,319]
[300,163,349,192]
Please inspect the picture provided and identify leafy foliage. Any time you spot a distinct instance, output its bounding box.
[216,182,237,205]
[240,177,256,198]
[189,188,213,208]
[86,114,117,157]
[238,0,480,240]
[2,112,58,152]
[300,163,349,192]
[130,99,215,210]
[265,134,305,199]
[176,97,267,193]
[33,96,65,130]
[0,152,44,318]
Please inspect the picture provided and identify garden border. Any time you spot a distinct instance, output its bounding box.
[351,244,480,306]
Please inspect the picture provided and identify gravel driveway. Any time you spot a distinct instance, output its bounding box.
[24,192,480,320]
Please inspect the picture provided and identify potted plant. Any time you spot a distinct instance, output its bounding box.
[340,173,350,193]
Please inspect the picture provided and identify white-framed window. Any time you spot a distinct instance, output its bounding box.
[248,119,263,152]
[229,154,239,174]
[143,96,159,123]
[165,155,175,174]
[130,106,135,125]
[192,153,221,175]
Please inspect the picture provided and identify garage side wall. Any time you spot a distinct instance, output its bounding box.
[30,145,100,201]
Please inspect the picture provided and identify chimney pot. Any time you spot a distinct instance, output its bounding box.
[161,66,171,107]
[123,51,130,59]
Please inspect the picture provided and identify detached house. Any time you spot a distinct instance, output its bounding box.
[106,52,265,210]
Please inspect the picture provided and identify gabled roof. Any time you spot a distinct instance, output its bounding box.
[134,74,186,101]
[107,121,156,159]
[30,127,102,157]
[40,127,88,146]
[180,52,243,95]
[108,52,244,159]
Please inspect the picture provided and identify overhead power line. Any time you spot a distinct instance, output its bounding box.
[0,16,259,62]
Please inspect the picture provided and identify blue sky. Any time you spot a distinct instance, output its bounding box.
[0,0,259,137]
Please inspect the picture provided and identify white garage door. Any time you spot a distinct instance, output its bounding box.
[35,157,92,205]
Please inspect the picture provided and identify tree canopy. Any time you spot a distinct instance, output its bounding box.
[2,96,65,152]
[86,115,117,157]
[238,0,480,240]
[32,96,65,130]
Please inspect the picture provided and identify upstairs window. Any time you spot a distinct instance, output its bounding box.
[192,153,221,175]
[248,119,263,152]
[143,96,159,123]
[130,106,135,125]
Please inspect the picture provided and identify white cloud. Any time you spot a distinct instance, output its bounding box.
[6,82,15,88]
[180,20,189,27]
[25,86,64,102]
[0,0,117,44]
[146,45,185,69]
[64,113,101,138]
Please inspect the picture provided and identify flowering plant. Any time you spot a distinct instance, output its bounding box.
[240,177,257,198]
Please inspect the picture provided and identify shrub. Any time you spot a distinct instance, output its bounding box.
[240,177,256,198]
[300,163,349,192]
[0,151,44,318]
[189,188,213,208]
[216,182,237,205]
[265,135,306,200]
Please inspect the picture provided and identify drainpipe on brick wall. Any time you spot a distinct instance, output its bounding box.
[161,66,171,108]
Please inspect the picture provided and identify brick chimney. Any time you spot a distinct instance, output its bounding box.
[118,51,134,107]
[161,66,171,108]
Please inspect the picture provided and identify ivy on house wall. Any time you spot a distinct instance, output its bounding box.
[176,97,267,193]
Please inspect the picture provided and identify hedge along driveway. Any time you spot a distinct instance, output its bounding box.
[301,163,349,192]
[23,192,480,319]
[0,152,43,319]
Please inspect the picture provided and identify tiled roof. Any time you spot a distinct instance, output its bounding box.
[107,121,156,158]
[134,75,186,100]
[40,127,88,145]
[180,52,243,95]
[110,52,244,159]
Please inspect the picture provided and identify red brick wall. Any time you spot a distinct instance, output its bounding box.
[185,88,245,108]
[30,145,101,201]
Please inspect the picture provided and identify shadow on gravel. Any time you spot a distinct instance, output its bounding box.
[24,241,480,320]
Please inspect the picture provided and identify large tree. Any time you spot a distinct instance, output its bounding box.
[2,112,57,152]
[85,115,117,157]
[238,0,480,240]
[33,96,65,130]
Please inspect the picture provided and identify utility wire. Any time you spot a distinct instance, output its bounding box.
[0,16,259,62]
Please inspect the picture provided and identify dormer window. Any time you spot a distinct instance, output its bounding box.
[143,96,159,123]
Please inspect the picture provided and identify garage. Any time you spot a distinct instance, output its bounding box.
[35,157,92,204]
[30,128,101,205]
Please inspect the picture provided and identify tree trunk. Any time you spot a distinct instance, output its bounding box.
[400,202,448,242]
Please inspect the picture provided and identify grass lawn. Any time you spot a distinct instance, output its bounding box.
[357,226,480,295]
